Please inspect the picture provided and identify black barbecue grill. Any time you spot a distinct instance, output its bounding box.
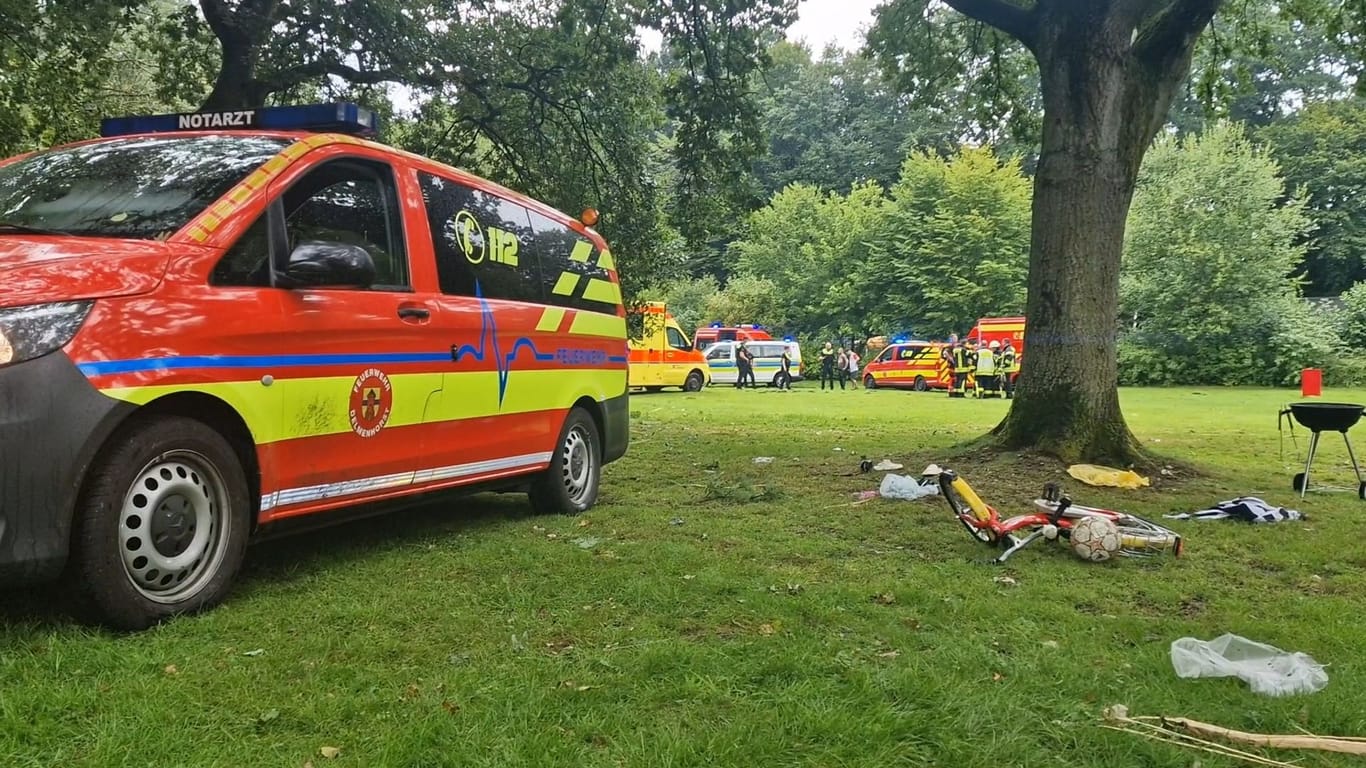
[1278,402,1366,499]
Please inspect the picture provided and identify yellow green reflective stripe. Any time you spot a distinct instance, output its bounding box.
[552,273,581,296]
[582,278,622,305]
[570,240,593,263]
[98,369,626,445]
[569,312,626,338]
[536,307,566,332]
[596,249,615,271]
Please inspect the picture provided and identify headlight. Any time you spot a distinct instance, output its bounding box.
[0,301,93,367]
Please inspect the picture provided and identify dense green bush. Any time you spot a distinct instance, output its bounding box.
[1118,123,1319,386]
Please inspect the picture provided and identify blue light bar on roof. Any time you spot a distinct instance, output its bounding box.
[100,103,379,139]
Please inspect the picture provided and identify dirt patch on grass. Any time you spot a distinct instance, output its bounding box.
[1179,595,1208,617]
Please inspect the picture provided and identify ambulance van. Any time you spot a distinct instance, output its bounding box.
[0,103,629,629]
[628,302,709,392]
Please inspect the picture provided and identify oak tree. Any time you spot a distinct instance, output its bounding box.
[867,0,1363,464]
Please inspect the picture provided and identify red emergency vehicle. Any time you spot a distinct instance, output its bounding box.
[693,323,773,350]
[861,340,951,391]
[966,316,1025,386]
[0,104,629,629]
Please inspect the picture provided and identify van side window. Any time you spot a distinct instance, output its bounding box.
[417,172,542,302]
[213,159,408,289]
[666,326,690,351]
[527,209,617,313]
[706,345,730,361]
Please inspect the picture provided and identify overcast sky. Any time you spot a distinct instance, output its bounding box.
[787,0,883,53]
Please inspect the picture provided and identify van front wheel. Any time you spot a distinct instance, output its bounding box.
[530,407,601,515]
[71,416,250,631]
[684,371,705,392]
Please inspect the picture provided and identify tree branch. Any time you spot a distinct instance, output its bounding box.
[940,0,1037,49]
[1132,0,1226,74]
[264,59,440,93]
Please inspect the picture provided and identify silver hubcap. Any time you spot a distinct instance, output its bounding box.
[560,426,595,505]
[118,451,230,604]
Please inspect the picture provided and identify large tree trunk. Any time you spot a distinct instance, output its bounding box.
[200,38,262,110]
[993,9,1196,465]
[197,0,278,111]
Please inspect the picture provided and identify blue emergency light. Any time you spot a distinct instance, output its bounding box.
[783,336,794,342]
[711,322,723,328]
[100,103,379,139]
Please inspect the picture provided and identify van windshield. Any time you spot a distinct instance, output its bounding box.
[0,135,290,239]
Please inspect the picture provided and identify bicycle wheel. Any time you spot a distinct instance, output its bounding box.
[941,477,1000,546]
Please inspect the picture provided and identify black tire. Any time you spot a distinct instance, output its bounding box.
[70,416,251,631]
[1293,472,1307,492]
[864,374,877,390]
[530,407,601,515]
[684,371,704,392]
[913,376,928,392]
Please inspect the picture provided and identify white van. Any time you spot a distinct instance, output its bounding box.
[704,340,804,386]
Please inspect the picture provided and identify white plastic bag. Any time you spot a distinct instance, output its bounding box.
[1170,634,1328,697]
[878,474,940,501]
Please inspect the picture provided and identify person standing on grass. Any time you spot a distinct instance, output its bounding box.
[950,337,972,398]
[941,333,959,369]
[735,341,756,389]
[846,345,861,390]
[820,341,836,390]
[779,346,794,390]
[1000,339,1018,399]
[836,346,849,390]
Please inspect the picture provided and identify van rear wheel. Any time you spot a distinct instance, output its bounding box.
[914,376,928,392]
[530,407,601,515]
[71,416,250,631]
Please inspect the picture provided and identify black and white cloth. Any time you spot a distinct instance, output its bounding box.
[1165,497,1304,523]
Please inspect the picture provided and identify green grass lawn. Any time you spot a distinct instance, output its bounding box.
[4,384,1366,767]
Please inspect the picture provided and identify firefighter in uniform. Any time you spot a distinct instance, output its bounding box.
[1000,339,1018,399]
[950,338,973,398]
[975,340,1000,397]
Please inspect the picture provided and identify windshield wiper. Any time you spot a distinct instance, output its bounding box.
[0,221,68,236]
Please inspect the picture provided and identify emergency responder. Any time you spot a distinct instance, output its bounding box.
[820,342,837,390]
[735,341,756,389]
[950,338,973,398]
[999,339,1018,399]
[976,340,1000,397]
[941,333,959,369]
[779,347,794,390]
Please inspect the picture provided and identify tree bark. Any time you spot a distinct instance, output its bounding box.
[201,37,266,110]
[198,0,278,111]
[993,6,1203,465]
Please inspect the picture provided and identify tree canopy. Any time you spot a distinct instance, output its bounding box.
[1120,122,1318,386]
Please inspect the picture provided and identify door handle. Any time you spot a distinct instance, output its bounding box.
[398,306,431,321]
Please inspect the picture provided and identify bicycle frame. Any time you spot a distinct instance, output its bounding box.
[935,468,1183,564]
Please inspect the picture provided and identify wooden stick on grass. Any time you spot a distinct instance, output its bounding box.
[1159,718,1366,755]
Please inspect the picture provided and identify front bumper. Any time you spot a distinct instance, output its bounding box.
[0,351,130,583]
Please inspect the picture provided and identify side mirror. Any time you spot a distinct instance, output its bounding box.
[278,241,376,289]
